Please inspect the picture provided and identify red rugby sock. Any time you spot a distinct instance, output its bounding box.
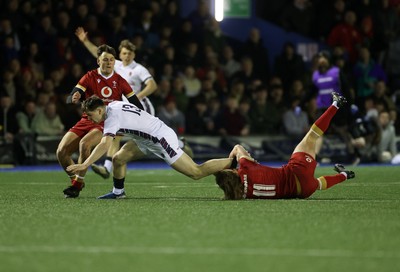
[317,174,346,190]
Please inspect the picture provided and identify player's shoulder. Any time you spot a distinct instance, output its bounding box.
[86,69,99,77]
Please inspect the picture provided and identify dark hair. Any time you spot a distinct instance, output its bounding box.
[215,170,243,200]
[82,95,105,112]
[97,44,117,58]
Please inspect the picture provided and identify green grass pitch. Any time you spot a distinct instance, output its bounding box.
[0,165,399,272]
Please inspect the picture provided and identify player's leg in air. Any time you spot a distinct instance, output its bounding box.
[292,92,355,197]
[61,129,103,198]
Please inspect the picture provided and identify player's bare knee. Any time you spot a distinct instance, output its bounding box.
[56,143,69,159]
[112,153,127,167]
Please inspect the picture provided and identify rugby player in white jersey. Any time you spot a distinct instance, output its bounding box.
[67,96,233,199]
[75,27,192,179]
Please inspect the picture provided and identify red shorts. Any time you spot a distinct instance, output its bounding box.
[287,152,319,198]
[69,117,104,138]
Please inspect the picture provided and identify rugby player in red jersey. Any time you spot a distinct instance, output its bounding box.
[56,44,143,198]
[215,92,356,200]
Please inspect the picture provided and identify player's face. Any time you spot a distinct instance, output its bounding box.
[98,52,115,76]
[119,48,135,65]
[86,108,103,124]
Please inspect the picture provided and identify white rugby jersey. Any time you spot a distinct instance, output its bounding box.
[104,101,163,139]
[114,60,153,94]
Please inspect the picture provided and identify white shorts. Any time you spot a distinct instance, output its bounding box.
[127,124,184,165]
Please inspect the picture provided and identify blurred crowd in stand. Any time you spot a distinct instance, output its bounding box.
[0,0,399,164]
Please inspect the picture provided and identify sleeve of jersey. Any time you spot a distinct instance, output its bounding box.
[103,107,120,137]
[76,74,89,94]
[138,65,153,83]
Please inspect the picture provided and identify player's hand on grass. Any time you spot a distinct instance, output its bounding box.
[67,164,88,173]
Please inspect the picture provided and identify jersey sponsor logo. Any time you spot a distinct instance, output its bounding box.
[101,86,113,98]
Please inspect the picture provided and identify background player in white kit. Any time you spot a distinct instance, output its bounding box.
[67,96,233,199]
[75,27,159,178]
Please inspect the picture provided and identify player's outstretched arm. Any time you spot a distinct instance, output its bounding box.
[75,26,98,58]
[67,136,113,173]
[229,144,255,162]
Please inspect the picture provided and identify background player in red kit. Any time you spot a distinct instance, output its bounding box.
[56,44,142,198]
[215,92,356,200]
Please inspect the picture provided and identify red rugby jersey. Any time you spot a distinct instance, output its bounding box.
[76,69,135,104]
[238,158,298,199]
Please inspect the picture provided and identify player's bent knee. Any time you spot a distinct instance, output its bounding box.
[112,153,129,167]
[56,144,72,158]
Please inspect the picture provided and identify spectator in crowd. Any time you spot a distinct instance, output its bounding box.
[374,0,400,64]
[16,100,38,135]
[283,96,310,139]
[327,10,363,63]
[0,94,18,144]
[231,56,259,87]
[187,0,212,37]
[273,41,306,91]
[239,28,269,81]
[196,51,227,95]
[377,110,397,162]
[372,80,397,122]
[220,45,241,79]
[353,46,388,103]
[186,95,215,135]
[1,69,18,106]
[170,76,189,113]
[280,0,315,37]
[198,75,218,103]
[172,19,198,48]
[15,99,38,164]
[152,78,171,114]
[202,18,226,55]
[181,65,201,98]
[218,95,250,136]
[32,102,65,136]
[162,0,182,31]
[248,85,280,135]
[157,95,186,136]
[176,40,202,70]
[314,0,347,41]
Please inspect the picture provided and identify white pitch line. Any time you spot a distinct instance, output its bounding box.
[0,245,398,259]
